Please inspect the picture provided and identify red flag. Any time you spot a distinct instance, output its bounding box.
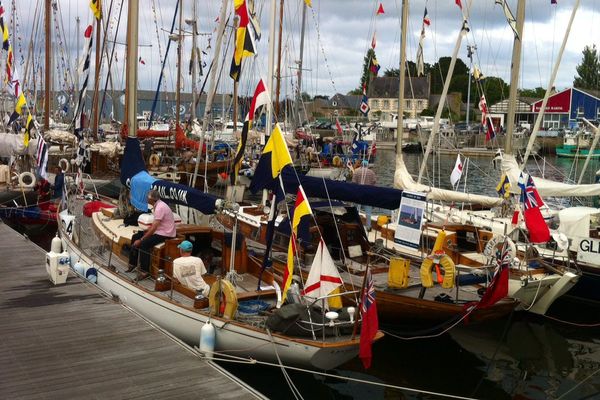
[455,0,463,9]
[376,3,385,15]
[371,32,377,49]
[335,117,343,134]
[359,270,378,369]
[511,210,519,225]
[138,57,145,65]
[423,7,431,26]
[521,175,550,243]
[477,241,510,308]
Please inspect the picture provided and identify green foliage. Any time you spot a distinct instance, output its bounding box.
[429,57,469,94]
[420,108,434,117]
[301,92,311,101]
[359,48,377,93]
[313,95,330,101]
[519,87,546,99]
[347,88,363,95]
[384,61,431,78]
[573,45,600,90]
[483,77,509,106]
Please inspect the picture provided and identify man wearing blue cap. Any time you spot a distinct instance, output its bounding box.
[172,240,210,294]
[352,159,376,231]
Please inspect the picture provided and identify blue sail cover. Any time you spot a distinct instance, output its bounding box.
[121,137,219,215]
[130,171,157,211]
[278,166,403,210]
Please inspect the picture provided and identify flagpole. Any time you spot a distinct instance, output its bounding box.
[265,0,278,143]
[504,0,525,155]
[44,0,51,131]
[351,256,370,340]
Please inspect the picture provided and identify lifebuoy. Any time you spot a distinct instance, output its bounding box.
[332,155,342,167]
[208,279,238,320]
[148,153,160,167]
[483,235,516,260]
[420,252,456,289]
[18,171,36,188]
[58,158,70,172]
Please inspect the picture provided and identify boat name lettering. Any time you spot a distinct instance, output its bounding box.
[153,185,188,204]
[579,239,600,254]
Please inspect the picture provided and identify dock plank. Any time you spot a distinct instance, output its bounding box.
[0,222,264,400]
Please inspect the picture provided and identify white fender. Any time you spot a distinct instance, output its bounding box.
[18,171,36,188]
[484,235,516,260]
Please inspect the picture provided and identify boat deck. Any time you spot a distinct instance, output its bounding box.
[0,222,265,400]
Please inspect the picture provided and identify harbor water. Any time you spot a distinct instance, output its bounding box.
[4,149,600,399]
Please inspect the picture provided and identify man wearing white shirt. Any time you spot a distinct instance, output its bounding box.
[172,240,210,295]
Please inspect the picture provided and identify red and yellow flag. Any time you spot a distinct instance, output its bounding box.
[90,0,102,20]
[283,186,313,302]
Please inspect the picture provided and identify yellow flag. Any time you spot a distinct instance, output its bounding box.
[304,0,312,7]
[263,123,293,179]
[24,113,33,147]
[90,0,102,20]
[15,93,26,115]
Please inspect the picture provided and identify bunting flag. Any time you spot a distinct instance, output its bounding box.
[495,0,519,39]
[138,57,145,65]
[24,113,34,147]
[479,95,496,142]
[476,240,510,309]
[230,0,259,82]
[376,3,385,15]
[36,135,48,179]
[335,117,343,135]
[74,25,94,168]
[249,123,293,192]
[551,0,557,4]
[359,269,379,369]
[371,31,377,49]
[360,85,370,116]
[90,0,102,20]
[519,174,550,243]
[283,186,313,303]
[455,0,463,9]
[416,7,429,77]
[231,79,269,185]
[0,5,8,51]
[302,239,343,303]
[496,173,511,199]
[423,7,431,26]
[8,92,26,125]
[304,0,312,7]
[369,55,381,76]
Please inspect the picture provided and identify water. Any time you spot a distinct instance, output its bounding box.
[6,149,600,399]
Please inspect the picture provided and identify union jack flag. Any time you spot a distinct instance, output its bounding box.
[521,175,544,210]
[361,269,376,314]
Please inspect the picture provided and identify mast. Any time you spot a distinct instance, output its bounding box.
[504,0,525,155]
[92,1,102,140]
[190,0,198,122]
[75,17,80,93]
[521,0,579,166]
[191,0,229,189]
[44,0,51,130]
[417,2,471,184]
[175,0,183,128]
[265,0,278,141]
[275,0,284,117]
[126,0,139,138]
[395,0,408,160]
[295,1,307,126]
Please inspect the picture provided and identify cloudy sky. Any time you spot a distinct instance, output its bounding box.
[12,0,600,99]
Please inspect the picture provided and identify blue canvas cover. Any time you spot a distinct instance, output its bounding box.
[130,171,158,211]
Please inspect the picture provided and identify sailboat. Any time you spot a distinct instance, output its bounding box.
[51,0,378,370]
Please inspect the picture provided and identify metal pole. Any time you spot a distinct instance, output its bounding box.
[296,1,307,127]
[466,45,475,125]
[275,0,284,117]
[265,0,278,142]
[44,0,51,131]
[191,0,198,122]
[126,0,139,138]
[92,2,102,140]
[395,0,408,160]
[175,0,183,128]
[75,17,80,92]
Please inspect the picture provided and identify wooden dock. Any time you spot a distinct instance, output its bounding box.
[0,222,265,400]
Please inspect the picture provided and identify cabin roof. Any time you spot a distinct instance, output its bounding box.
[367,76,430,99]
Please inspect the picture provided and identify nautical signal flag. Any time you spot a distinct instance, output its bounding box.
[450,154,463,187]
[359,269,378,369]
[231,79,270,185]
[423,7,431,26]
[283,186,313,303]
[335,117,343,135]
[230,0,259,82]
[249,123,293,193]
[455,0,463,10]
[138,57,145,65]
[479,95,496,142]
[360,85,370,116]
[369,55,381,75]
[519,174,550,243]
[304,0,312,7]
[8,92,26,125]
[496,173,511,199]
[376,3,385,15]
[24,113,33,147]
[90,0,102,20]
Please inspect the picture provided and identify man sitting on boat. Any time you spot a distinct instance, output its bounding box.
[172,240,210,294]
[352,159,377,231]
[127,189,176,279]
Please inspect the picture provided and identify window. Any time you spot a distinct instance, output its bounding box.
[383,100,390,109]
[597,107,600,119]
[417,100,423,109]
[542,114,561,129]
[577,106,584,117]
[406,100,412,109]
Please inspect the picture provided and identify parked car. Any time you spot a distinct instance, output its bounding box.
[453,122,479,135]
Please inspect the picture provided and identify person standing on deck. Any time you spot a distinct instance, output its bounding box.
[352,159,377,231]
[52,166,64,199]
[128,189,176,279]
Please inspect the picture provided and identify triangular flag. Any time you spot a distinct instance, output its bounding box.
[376,3,385,15]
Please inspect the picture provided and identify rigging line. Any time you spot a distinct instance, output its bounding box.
[266,329,304,400]
[99,0,124,122]
[556,368,600,400]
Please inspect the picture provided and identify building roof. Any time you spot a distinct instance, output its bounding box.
[329,93,362,109]
[367,76,430,99]
[576,88,600,100]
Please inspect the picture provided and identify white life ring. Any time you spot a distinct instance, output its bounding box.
[58,158,70,172]
[148,153,160,167]
[484,235,516,260]
[18,171,36,188]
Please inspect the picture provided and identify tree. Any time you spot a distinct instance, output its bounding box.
[483,77,509,106]
[519,87,546,99]
[573,45,600,90]
[383,61,431,78]
[429,57,469,94]
[358,48,377,93]
[300,92,311,101]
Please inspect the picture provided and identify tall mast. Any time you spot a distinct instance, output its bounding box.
[504,0,525,155]
[44,0,51,130]
[295,1,307,126]
[75,17,80,92]
[126,0,139,138]
[191,0,229,190]
[395,0,408,161]
[265,0,278,142]
[92,1,102,140]
[190,0,198,122]
[275,0,284,117]
[175,0,183,128]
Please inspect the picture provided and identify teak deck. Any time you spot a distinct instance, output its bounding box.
[0,222,265,400]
